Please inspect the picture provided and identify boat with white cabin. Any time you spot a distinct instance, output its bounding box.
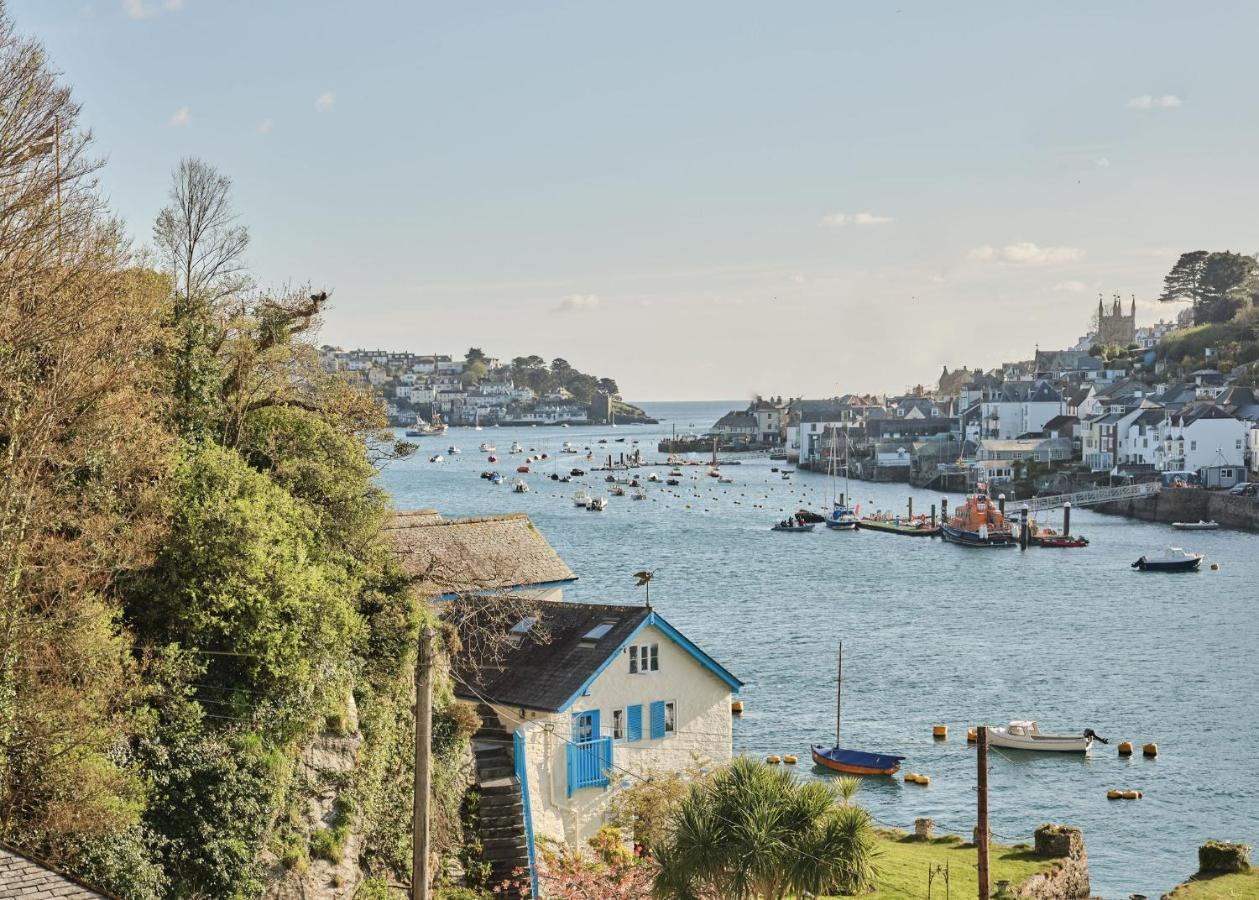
[1132,547,1204,571]
[573,490,590,508]
[1171,520,1219,531]
[587,496,608,510]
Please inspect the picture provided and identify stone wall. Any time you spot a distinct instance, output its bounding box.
[1015,824,1090,899]
[1094,490,1259,532]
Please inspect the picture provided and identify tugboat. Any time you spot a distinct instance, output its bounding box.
[940,484,1016,548]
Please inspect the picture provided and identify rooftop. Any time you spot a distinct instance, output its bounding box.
[385,511,576,598]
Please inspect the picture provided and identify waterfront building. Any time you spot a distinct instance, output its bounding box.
[711,410,757,443]
[458,599,742,848]
[978,380,1064,440]
[1160,404,1250,474]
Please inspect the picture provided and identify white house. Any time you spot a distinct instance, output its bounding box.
[460,601,742,850]
[978,381,1064,440]
[1160,405,1250,474]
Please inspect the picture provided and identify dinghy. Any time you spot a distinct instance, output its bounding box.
[988,721,1104,753]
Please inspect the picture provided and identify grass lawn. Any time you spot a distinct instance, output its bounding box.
[825,829,1059,899]
[1164,869,1259,899]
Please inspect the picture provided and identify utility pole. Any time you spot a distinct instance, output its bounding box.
[413,626,436,900]
[976,725,990,900]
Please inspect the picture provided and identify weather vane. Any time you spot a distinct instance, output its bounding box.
[632,569,656,608]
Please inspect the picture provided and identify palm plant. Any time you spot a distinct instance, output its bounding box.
[653,756,878,899]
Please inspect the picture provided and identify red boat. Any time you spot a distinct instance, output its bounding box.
[516,465,529,473]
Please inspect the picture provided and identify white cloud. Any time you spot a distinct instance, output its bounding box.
[315,91,336,113]
[820,211,894,227]
[1054,280,1088,293]
[257,118,273,134]
[969,242,1084,266]
[124,0,183,18]
[168,105,191,127]
[1127,94,1181,110]
[551,294,601,313]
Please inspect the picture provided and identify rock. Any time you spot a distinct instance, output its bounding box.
[1198,840,1251,874]
[914,817,934,839]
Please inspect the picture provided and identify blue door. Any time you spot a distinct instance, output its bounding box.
[573,709,599,742]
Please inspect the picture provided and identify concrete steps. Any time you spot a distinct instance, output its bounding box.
[470,715,530,889]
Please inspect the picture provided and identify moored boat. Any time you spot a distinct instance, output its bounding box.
[771,517,815,532]
[587,496,608,511]
[1172,520,1219,531]
[1132,547,1203,571]
[940,484,1016,547]
[987,721,1104,753]
[511,478,529,493]
[573,490,590,508]
[810,644,904,776]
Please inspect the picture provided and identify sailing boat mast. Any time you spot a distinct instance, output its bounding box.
[836,642,843,746]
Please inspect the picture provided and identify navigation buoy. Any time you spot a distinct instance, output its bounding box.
[1107,789,1122,800]
[905,772,929,785]
[933,725,948,739]
[1118,741,1133,756]
[783,754,798,765]
[766,755,781,764]
[967,728,977,743]
[1142,742,1159,757]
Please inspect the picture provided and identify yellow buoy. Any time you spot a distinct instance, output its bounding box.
[766,755,781,764]
[933,724,948,739]
[731,700,744,715]
[1118,741,1133,756]
[783,754,798,765]
[1142,742,1159,757]
[904,772,928,785]
[967,728,977,743]
[1107,789,1123,800]
[915,774,930,786]
[1122,790,1142,800]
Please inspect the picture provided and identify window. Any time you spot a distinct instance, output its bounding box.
[629,643,659,674]
[1191,441,1197,451]
[573,710,597,743]
[612,708,625,741]
[664,700,676,734]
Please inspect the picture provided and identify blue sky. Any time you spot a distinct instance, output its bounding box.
[15,0,1259,399]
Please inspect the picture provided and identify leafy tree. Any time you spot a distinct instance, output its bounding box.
[653,756,878,899]
[465,347,487,365]
[1159,250,1259,325]
[1159,251,1209,305]
[461,360,488,385]
[597,377,621,397]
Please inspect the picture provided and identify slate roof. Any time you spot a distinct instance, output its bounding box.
[452,600,742,712]
[453,601,652,711]
[385,512,576,598]
[0,843,111,898]
[713,410,756,429]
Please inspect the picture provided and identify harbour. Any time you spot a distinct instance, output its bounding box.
[381,399,1259,899]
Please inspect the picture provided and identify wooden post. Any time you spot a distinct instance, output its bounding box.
[413,626,436,900]
[930,503,937,526]
[1063,501,1071,537]
[1019,504,1029,550]
[908,497,913,520]
[977,725,990,900]
[941,497,948,521]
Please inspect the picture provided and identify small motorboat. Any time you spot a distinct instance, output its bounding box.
[610,485,626,497]
[510,441,524,454]
[447,446,460,455]
[587,496,608,511]
[516,465,529,473]
[1172,520,1219,531]
[1034,535,1089,548]
[429,454,444,463]
[512,478,529,493]
[479,442,496,453]
[1132,547,1203,572]
[988,721,1105,753]
[573,490,590,508]
[632,489,647,501]
[781,472,791,480]
[648,473,662,483]
[771,519,815,532]
[666,478,680,486]
[480,470,494,479]
[718,475,734,484]
[570,468,585,477]
[488,472,503,485]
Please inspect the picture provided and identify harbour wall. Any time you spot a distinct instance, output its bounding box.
[1093,489,1259,533]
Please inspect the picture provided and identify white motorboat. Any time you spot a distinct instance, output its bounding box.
[610,485,626,497]
[429,454,444,463]
[573,490,590,508]
[512,478,529,493]
[587,496,608,511]
[1172,520,1219,531]
[1132,546,1204,571]
[632,488,647,500]
[479,442,496,453]
[718,475,734,484]
[510,441,524,454]
[987,721,1102,753]
[648,472,662,483]
[447,446,460,455]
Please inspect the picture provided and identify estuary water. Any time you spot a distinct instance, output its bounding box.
[379,400,1259,897]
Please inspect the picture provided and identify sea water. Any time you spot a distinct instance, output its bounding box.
[380,400,1259,897]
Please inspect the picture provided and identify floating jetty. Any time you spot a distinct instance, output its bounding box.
[857,517,940,537]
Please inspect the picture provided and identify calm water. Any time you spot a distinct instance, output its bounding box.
[380,400,1258,898]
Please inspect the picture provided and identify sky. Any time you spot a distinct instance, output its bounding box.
[13,0,1259,400]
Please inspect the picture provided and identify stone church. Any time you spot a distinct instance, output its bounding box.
[1096,294,1136,346]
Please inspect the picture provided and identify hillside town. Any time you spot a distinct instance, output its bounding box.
[706,296,1259,494]
[318,346,657,427]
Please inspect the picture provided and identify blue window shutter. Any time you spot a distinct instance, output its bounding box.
[650,701,666,739]
[626,705,643,742]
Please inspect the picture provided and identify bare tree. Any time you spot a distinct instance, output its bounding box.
[153,157,250,307]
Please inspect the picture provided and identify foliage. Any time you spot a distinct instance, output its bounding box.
[652,756,878,899]
[607,757,707,853]
[508,355,618,404]
[1160,250,1259,325]
[499,834,657,899]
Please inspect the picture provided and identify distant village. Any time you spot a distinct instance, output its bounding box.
[318,347,657,428]
[706,297,1259,493]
